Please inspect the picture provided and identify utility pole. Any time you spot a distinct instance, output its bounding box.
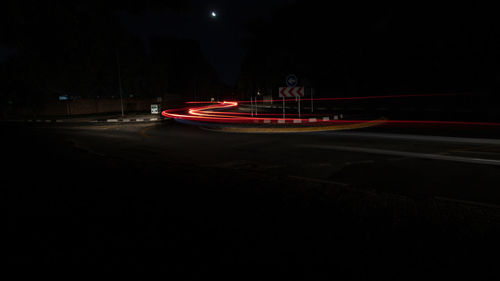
[311,88,314,113]
[250,96,253,117]
[116,50,124,117]
[255,94,258,116]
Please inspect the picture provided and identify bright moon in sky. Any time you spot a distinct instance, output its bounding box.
[211,11,217,17]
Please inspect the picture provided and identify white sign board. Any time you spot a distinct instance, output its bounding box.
[286,74,298,87]
[279,87,304,98]
[151,104,159,114]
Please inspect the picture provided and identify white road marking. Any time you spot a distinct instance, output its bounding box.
[319,131,500,145]
[454,150,500,157]
[435,196,500,209]
[345,159,376,166]
[288,175,349,187]
[298,144,500,166]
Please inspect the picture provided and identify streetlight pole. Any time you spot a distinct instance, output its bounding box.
[116,50,124,117]
[311,88,314,113]
[256,91,260,116]
[250,96,253,117]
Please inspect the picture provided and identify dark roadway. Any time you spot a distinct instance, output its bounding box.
[6,120,500,278]
[34,120,500,204]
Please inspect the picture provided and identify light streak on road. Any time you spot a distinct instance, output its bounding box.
[299,144,500,166]
[161,97,500,128]
[186,93,464,104]
[162,101,359,125]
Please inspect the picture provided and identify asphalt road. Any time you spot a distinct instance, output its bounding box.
[6,120,500,278]
[41,120,500,204]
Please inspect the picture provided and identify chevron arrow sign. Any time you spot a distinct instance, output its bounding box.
[279,87,305,98]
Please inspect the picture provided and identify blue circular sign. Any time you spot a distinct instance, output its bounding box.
[286,74,298,87]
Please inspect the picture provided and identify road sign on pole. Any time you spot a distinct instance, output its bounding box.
[151,104,159,114]
[279,87,304,98]
[299,97,300,118]
[286,74,298,87]
[279,87,304,119]
[283,96,285,119]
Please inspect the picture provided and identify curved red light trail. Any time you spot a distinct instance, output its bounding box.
[162,101,351,124]
[162,97,500,127]
[183,93,464,104]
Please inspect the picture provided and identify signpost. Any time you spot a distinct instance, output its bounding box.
[286,74,298,87]
[279,87,304,98]
[285,75,301,118]
[151,104,159,114]
[59,95,71,117]
[311,88,314,113]
[250,96,253,117]
[279,86,304,118]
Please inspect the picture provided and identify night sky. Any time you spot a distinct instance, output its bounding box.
[120,0,295,87]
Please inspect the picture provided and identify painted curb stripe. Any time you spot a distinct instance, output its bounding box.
[217,119,386,133]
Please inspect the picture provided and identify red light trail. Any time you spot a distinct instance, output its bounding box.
[162,101,352,124]
[183,93,463,104]
[162,96,500,128]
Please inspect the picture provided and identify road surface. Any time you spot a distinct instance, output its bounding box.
[6,120,500,278]
[24,120,500,204]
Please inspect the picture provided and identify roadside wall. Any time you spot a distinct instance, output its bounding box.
[4,95,184,117]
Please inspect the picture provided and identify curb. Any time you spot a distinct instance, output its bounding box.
[208,118,387,134]
[92,117,167,123]
[251,115,343,124]
[4,117,169,124]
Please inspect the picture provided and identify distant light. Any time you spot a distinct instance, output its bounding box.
[211,11,217,17]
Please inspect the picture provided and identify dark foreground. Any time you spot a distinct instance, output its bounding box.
[5,122,500,279]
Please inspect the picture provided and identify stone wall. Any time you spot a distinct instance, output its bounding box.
[5,95,184,118]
